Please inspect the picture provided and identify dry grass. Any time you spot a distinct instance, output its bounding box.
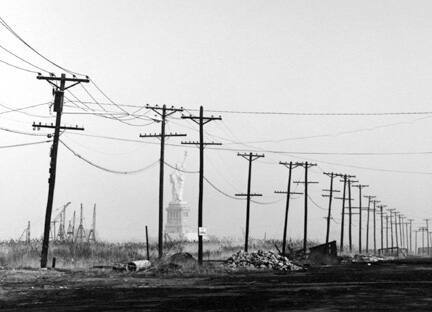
[0,237,318,269]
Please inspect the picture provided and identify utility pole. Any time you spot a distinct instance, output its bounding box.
[415,229,419,255]
[424,219,430,256]
[385,214,389,249]
[372,200,379,255]
[352,184,368,253]
[335,174,355,253]
[388,209,395,248]
[377,205,386,254]
[399,215,405,249]
[405,222,409,253]
[364,195,375,254]
[408,219,414,254]
[181,106,222,265]
[275,162,302,256]
[394,211,399,251]
[420,227,426,255]
[294,162,318,254]
[322,172,341,247]
[347,179,357,253]
[140,104,185,259]
[235,152,265,252]
[35,73,88,268]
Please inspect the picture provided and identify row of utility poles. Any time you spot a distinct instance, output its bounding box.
[35,73,427,269]
[35,72,224,267]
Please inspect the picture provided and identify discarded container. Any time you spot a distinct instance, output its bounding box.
[127,260,151,272]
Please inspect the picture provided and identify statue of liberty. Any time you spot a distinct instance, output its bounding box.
[170,151,187,203]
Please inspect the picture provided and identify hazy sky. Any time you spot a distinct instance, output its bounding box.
[0,0,431,244]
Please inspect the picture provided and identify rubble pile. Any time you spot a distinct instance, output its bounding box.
[226,250,302,271]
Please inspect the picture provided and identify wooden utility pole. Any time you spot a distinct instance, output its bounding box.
[405,222,410,252]
[352,184,368,253]
[335,174,355,253]
[235,152,264,252]
[294,162,318,254]
[388,209,395,248]
[35,73,88,268]
[424,219,431,256]
[322,172,341,246]
[420,227,426,254]
[275,162,302,256]
[363,195,375,253]
[182,106,222,265]
[347,179,355,253]
[394,211,399,250]
[399,215,405,249]
[140,104,186,259]
[145,225,150,260]
[377,205,386,253]
[372,200,379,255]
[385,214,389,249]
[408,219,414,254]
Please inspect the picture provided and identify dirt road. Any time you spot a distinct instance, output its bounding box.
[1,263,432,311]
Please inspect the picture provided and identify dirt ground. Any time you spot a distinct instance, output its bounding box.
[1,262,432,311]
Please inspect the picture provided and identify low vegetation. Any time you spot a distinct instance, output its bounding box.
[0,237,318,269]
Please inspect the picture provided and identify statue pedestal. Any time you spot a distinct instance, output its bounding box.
[165,201,196,240]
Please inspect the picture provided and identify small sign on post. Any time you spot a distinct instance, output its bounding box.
[198,227,207,236]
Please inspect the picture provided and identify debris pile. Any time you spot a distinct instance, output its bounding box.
[226,250,302,271]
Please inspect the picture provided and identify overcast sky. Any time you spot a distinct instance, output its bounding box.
[0,0,431,244]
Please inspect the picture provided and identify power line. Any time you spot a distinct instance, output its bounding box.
[65,91,155,126]
[184,108,432,116]
[0,102,51,116]
[65,132,432,175]
[0,57,40,74]
[285,154,432,176]
[0,139,51,149]
[60,140,159,175]
[59,101,432,117]
[0,42,50,74]
[0,125,47,137]
[0,15,86,77]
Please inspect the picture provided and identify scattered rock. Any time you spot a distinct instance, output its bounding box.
[226,250,303,271]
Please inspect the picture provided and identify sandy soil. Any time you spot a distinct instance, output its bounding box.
[1,262,432,311]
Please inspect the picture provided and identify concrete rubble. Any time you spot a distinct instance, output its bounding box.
[226,250,303,271]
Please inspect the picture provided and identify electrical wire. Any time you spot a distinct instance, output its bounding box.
[203,176,285,205]
[0,139,51,149]
[60,140,159,174]
[65,132,432,176]
[183,108,432,116]
[0,102,51,116]
[307,194,326,211]
[66,90,155,126]
[0,42,50,74]
[0,57,40,74]
[285,154,432,176]
[163,160,199,174]
[0,15,86,77]
[0,125,48,137]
